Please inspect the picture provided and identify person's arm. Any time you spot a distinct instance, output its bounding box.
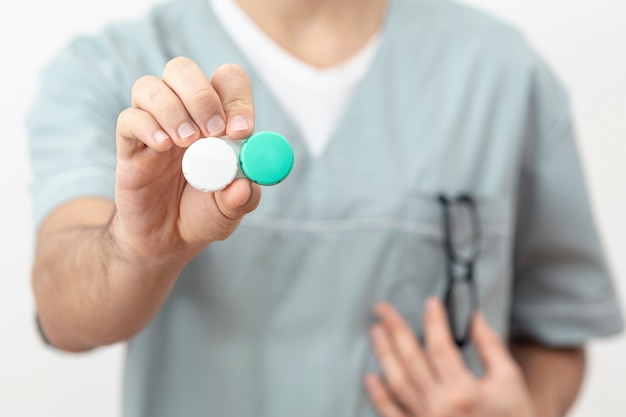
[32,59,261,352]
[510,342,585,417]
[34,198,182,351]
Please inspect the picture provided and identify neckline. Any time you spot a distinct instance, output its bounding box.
[192,0,396,161]
[209,0,383,87]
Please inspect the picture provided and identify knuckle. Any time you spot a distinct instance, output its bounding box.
[187,87,218,107]
[163,56,193,76]
[158,98,181,119]
[116,107,133,126]
[387,375,411,398]
[223,96,251,112]
[212,64,252,96]
[214,63,248,80]
[428,342,452,361]
[148,87,161,104]
[131,75,160,99]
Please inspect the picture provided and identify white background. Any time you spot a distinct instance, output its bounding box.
[0,0,624,416]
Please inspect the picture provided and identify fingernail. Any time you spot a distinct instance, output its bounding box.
[364,375,379,392]
[236,181,254,208]
[376,301,393,314]
[154,130,169,143]
[475,311,486,325]
[425,297,438,314]
[207,115,225,136]
[229,115,249,132]
[178,122,196,139]
[371,326,385,342]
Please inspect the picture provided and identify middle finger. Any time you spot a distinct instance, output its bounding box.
[131,74,201,146]
[162,56,227,139]
[423,297,472,384]
[375,302,435,391]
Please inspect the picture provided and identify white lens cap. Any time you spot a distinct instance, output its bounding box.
[182,138,239,192]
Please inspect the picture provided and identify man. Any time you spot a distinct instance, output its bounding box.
[27,0,623,415]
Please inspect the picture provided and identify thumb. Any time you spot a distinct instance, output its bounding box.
[214,178,262,220]
[179,178,261,245]
[472,311,513,375]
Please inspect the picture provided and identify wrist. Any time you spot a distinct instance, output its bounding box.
[104,211,193,279]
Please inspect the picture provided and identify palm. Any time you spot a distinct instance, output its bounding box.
[116,145,194,254]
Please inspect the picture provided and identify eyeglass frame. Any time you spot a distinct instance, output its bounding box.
[437,194,481,347]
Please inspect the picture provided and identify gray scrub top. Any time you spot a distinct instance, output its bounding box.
[27,0,623,415]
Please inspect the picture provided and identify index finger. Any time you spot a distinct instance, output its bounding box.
[423,297,471,382]
[375,302,435,389]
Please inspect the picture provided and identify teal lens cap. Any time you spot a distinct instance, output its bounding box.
[239,131,294,185]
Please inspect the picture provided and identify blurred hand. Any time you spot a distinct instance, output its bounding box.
[366,298,536,417]
[114,57,261,261]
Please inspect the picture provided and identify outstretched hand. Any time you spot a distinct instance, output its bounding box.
[366,298,536,417]
[113,58,262,262]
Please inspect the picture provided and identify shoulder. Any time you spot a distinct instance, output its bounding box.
[391,0,536,71]
[28,0,206,146]
[389,0,569,108]
[37,0,207,92]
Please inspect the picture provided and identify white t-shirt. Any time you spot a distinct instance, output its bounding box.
[210,0,381,157]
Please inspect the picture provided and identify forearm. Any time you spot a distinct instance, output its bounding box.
[33,220,186,352]
[510,341,586,417]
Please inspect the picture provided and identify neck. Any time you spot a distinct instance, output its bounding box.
[235,0,387,68]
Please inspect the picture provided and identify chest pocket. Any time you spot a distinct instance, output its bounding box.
[388,192,515,343]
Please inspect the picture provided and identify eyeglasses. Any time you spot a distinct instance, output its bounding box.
[438,194,481,347]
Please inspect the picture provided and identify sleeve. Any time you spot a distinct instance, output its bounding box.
[26,35,128,229]
[510,50,624,346]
